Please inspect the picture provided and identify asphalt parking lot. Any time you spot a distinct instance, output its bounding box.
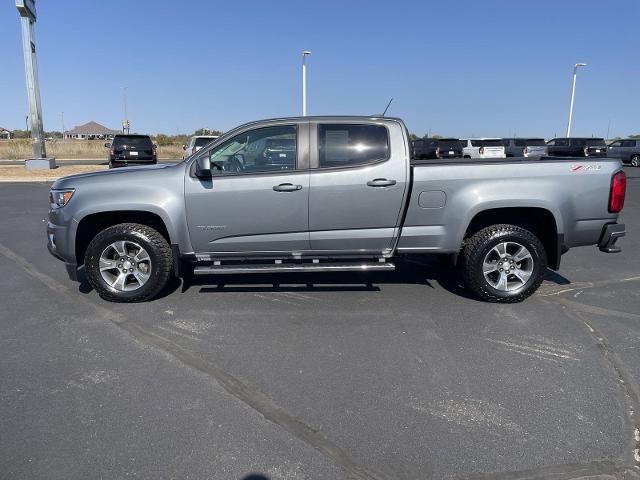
[1,168,639,480]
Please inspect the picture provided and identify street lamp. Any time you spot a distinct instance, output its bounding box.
[566,63,587,137]
[121,86,129,133]
[302,51,311,116]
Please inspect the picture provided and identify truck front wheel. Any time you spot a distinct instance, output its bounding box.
[461,224,546,303]
[84,223,173,302]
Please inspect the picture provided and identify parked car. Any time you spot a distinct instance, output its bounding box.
[546,138,608,158]
[460,138,506,159]
[48,116,626,304]
[502,138,548,158]
[607,139,640,167]
[106,134,157,168]
[412,138,463,160]
[183,135,220,159]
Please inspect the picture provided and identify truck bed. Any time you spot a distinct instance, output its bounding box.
[398,157,622,254]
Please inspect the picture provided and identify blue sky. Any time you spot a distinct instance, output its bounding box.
[1,0,637,137]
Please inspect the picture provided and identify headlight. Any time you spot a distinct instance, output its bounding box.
[50,189,75,208]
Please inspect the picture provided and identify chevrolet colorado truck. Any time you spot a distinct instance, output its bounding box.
[47,116,627,303]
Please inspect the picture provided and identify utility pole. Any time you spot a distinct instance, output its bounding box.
[61,111,65,139]
[121,86,129,134]
[16,0,49,159]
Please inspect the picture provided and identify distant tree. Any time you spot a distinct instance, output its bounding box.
[629,134,640,139]
[11,129,30,139]
[45,131,63,139]
[194,128,223,136]
[408,133,419,141]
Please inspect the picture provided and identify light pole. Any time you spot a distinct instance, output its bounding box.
[61,111,65,139]
[302,51,311,116]
[121,86,129,133]
[16,0,48,158]
[566,63,587,137]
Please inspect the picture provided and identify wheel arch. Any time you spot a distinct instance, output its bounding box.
[462,206,562,270]
[75,210,171,266]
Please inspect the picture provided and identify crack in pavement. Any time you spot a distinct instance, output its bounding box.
[0,241,389,480]
[538,276,640,297]
[4,240,640,479]
[542,292,640,472]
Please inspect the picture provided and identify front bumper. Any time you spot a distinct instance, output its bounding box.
[598,222,626,253]
[46,221,79,281]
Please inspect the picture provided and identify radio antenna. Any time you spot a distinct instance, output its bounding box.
[382,98,393,116]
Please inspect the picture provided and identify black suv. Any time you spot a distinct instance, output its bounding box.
[546,138,608,158]
[106,135,157,168]
[412,138,463,160]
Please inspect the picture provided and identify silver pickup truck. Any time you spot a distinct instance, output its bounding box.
[47,116,627,303]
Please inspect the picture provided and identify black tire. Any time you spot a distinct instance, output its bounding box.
[109,160,123,169]
[460,224,547,303]
[84,223,173,302]
[631,155,640,168]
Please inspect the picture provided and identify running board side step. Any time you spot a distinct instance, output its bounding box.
[193,262,395,275]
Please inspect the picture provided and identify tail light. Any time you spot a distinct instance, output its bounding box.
[152,145,157,156]
[583,146,589,157]
[110,145,115,156]
[608,171,626,213]
[479,146,484,155]
[435,147,440,158]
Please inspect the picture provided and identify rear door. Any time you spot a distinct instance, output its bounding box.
[184,122,311,254]
[307,121,409,254]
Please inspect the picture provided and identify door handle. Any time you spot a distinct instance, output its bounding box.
[367,178,397,187]
[273,183,303,192]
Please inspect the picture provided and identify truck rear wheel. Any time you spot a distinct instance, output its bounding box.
[461,224,546,303]
[84,223,173,302]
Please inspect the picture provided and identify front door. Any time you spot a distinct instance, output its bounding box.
[185,123,310,254]
[308,121,408,253]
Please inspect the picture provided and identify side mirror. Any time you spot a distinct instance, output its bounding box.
[104,142,111,148]
[182,145,186,150]
[195,156,211,177]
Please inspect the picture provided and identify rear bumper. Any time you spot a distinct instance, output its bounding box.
[598,222,626,253]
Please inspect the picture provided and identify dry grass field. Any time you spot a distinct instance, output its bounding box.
[0,139,183,160]
[0,164,107,182]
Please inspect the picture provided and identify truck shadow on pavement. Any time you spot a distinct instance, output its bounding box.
[76,257,572,302]
[181,257,572,302]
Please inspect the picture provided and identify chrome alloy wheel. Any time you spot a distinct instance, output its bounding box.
[482,241,534,292]
[99,240,151,292]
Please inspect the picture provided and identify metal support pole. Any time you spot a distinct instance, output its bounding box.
[19,15,46,158]
[566,63,587,138]
[302,51,311,116]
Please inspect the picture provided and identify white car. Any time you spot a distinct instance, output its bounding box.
[460,138,506,159]
[183,135,219,159]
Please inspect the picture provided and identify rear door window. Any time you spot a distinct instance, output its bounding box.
[195,137,216,147]
[437,139,462,150]
[622,140,636,147]
[318,124,389,168]
[113,136,153,148]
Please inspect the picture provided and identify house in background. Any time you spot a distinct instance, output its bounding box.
[66,121,120,140]
[0,127,12,140]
